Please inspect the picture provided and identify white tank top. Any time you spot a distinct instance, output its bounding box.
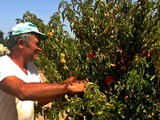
[0,55,42,120]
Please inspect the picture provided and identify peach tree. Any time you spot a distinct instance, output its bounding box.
[18,0,160,119]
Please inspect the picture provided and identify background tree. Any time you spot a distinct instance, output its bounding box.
[18,0,159,119]
[0,30,4,44]
[0,31,10,56]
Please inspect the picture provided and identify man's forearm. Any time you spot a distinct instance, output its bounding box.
[19,82,69,101]
[0,76,85,102]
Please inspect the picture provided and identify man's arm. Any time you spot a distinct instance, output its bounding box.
[0,76,85,102]
[37,76,79,105]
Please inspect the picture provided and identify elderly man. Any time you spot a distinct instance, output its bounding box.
[0,22,86,120]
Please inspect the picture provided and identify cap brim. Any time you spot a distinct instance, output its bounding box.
[36,32,48,40]
[37,33,48,40]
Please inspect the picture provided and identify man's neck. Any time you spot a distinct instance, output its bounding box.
[8,54,28,74]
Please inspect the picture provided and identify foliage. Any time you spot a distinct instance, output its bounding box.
[0,43,10,56]
[19,0,160,119]
[0,30,4,43]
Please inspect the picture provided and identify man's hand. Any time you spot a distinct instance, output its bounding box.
[67,81,88,94]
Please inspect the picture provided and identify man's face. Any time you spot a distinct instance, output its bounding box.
[23,34,42,62]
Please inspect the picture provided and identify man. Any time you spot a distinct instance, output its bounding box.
[0,22,87,120]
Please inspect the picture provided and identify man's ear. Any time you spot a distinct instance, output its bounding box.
[17,39,25,49]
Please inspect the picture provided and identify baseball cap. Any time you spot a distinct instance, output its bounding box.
[11,22,48,40]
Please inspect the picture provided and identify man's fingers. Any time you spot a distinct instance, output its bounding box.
[85,78,89,82]
[63,76,76,83]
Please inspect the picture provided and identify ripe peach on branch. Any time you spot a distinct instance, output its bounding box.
[104,75,115,85]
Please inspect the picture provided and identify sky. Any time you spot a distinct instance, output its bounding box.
[0,0,71,37]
